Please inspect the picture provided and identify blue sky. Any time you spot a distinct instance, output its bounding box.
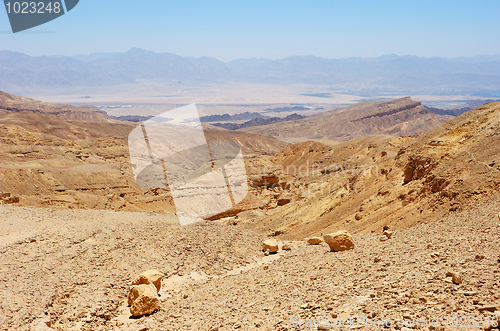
[0,0,499,60]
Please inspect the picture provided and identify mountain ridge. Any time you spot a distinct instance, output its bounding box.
[1,49,500,95]
[240,96,452,141]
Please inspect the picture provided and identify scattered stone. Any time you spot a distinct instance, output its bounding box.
[128,284,161,316]
[383,225,390,232]
[277,198,291,206]
[383,230,393,239]
[306,237,323,245]
[131,270,163,292]
[452,273,463,284]
[355,213,363,220]
[323,230,354,252]
[282,243,291,250]
[262,239,279,253]
[374,256,381,262]
[379,236,388,242]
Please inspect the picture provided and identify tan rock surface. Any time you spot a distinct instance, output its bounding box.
[323,230,355,251]
[128,284,161,316]
[131,270,163,293]
[262,239,279,253]
[306,237,323,245]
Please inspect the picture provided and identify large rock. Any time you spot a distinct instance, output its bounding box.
[128,284,161,316]
[323,230,354,252]
[131,270,163,292]
[262,239,279,253]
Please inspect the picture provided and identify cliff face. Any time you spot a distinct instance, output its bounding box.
[241,97,452,141]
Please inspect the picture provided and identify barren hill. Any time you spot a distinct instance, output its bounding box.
[0,90,110,122]
[241,97,452,141]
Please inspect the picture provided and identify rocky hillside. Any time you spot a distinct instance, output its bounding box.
[240,97,452,141]
[232,101,500,240]
[0,93,287,213]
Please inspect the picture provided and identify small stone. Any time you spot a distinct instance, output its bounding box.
[452,273,462,284]
[131,270,163,292]
[306,237,323,245]
[277,198,291,206]
[262,239,279,253]
[355,213,363,220]
[374,256,381,262]
[379,236,388,241]
[323,230,354,252]
[317,323,331,330]
[129,284,161,316]
[282,243,291,251]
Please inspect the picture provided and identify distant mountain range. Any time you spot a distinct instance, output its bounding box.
[1,48,500,96]
[199,112,267,122]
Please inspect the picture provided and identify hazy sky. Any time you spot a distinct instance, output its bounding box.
[1,0,499,60]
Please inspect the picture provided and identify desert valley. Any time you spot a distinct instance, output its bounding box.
[0,88,499,330]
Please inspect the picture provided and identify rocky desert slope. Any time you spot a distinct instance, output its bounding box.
[240,97,452,141]
[0,189,498,330]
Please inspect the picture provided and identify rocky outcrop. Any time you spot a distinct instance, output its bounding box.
[403,155,437,183]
